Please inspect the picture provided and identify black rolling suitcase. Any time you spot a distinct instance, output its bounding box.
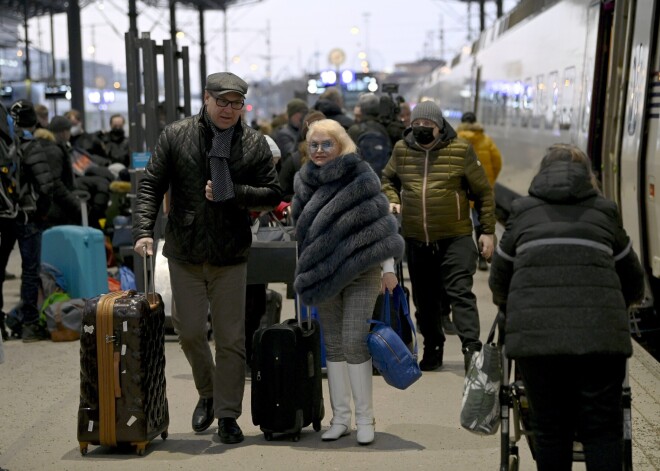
[251,307,325,441]
[77,253,169,456]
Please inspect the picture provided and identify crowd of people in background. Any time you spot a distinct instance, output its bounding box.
[0,71,642,469]
[0,99,132,343]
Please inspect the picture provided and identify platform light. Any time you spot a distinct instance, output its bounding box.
[341,70,354,84]
[88,91,101,104]
[113,81,121,89]
[350,26,360,35]
[320,70,337,85]
[367,78,378,92]
[307,79,318,94]
[176,31,185,39]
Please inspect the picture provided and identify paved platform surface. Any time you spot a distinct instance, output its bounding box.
[0,245,659,471]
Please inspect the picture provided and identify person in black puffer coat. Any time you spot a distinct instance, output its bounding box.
[292,118,404,445]
[134,72,281,445]
[2,100,54,342]
[36,118,82,226]
[489,143,645,471]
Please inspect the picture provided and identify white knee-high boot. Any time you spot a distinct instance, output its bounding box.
[347,359,375,445]
[321,361,352,441]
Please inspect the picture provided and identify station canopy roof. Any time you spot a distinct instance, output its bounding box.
[0,1,91,20]
[0,0,255,21]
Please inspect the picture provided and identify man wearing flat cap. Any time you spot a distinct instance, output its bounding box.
[381,100,495,374]
[133,71,281,444]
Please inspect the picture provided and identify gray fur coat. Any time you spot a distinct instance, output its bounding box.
[292,153,405,305]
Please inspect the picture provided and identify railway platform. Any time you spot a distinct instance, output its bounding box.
[0,245,659,471]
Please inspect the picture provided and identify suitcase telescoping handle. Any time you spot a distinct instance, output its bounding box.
[294,242,311,330]
[142,246,157,306]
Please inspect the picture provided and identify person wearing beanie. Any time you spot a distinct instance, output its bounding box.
[2,100,54,342]
[273,98,309,166]
[457,110,502,271]
[134,70,281,445]
[381,100,496,373]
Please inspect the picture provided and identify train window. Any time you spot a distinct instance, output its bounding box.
[559,67,576,130]
[534,74,544,129]
[545,71,559,130]
[522,77,534,127]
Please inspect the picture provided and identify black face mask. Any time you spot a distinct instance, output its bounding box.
[110,128,125,140]
[412,126,436,145]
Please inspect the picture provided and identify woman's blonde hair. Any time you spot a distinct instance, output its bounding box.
[540,143,600,192]
[306,119,357,156]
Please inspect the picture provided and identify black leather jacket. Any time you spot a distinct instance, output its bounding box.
[133,113,282,266]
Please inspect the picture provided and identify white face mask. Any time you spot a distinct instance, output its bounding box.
[70,124,83,136]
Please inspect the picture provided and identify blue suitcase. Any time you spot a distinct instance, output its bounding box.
[41,225,108,298]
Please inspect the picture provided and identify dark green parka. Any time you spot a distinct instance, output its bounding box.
[381,122,495,243]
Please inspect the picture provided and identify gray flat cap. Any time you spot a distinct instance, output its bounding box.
[205,72,248,97]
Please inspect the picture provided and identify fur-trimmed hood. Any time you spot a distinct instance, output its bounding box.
[292,153,404,305]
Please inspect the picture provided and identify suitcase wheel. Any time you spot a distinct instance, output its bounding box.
[264,432,273,441]
[79,443,89,456]
[161,430,169,440]
[292,433,300,442]
[313,419,322,432]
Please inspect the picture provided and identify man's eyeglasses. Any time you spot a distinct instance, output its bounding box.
[309,140,334,153]
[212,95,245,110]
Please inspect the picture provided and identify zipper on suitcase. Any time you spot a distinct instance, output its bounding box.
[96,291,126,447]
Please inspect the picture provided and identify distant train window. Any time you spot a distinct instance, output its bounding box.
[559,67,576,130]
[546,71,559,130]
[522,77,534,127]
[534,74,544,129]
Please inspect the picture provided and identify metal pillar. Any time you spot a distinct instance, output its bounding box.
[128,0,138,38]
[67,0,85,115]
[22,2,31,83]
[125,32,191,290]
[170,0,178,48]
[199,6,207,93]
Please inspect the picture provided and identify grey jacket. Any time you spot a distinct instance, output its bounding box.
[292,153,404,305]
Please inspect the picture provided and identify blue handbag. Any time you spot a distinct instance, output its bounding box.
[367,285,422,390]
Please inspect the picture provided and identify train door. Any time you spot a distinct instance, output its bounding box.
[619,0,658,269]
[643,5,660,280]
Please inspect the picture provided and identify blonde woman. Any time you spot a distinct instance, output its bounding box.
[292,119,404,445]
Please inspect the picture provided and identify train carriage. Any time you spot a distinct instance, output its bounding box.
[410,0,660,349]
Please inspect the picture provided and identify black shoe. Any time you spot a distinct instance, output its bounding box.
[5,313,22,339]
[419,345,443,371]
[21,322,50,343]
[478,256,488,271]
[0,312,8,341]
[192,397,214,432]
[218,417,244,444]
[441,315,458,335]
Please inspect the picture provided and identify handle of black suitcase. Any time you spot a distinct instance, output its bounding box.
[141,246,156,302]
[294,242,312,331]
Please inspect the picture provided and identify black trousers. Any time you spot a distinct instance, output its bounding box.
[517,355,626,471]
[406,235,481,353]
